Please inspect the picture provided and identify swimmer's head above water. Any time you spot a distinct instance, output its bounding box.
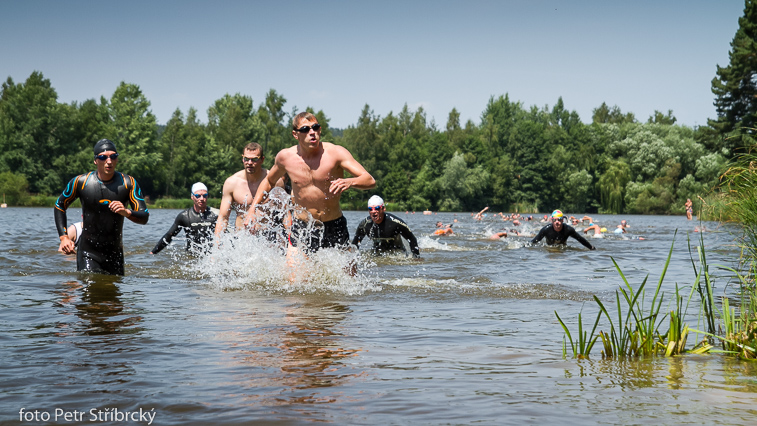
[191,182,209,211]
[367,195,386,224]
[551,209,564,231]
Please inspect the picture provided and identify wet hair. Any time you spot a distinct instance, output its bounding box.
[292,112,318,129]
[243,143,262,154]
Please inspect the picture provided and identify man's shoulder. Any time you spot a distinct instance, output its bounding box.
[223,170,247,185]
[386,213,408,225]
[322,142,349,155]
[277,145,299,157]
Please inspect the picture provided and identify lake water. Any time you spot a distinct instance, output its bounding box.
[1,207,756,425]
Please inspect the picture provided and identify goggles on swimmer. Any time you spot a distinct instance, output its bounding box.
[192,193,209,199]
[95,153,119,161]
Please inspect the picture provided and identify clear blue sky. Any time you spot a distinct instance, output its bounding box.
[1,0,746,129]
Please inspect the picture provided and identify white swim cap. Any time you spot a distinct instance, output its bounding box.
[191,182,208,194]
[367,195,384,207]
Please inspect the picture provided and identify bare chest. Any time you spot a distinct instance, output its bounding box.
[287,156,342,189]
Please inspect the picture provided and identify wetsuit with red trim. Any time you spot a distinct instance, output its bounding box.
[54,171,149,275]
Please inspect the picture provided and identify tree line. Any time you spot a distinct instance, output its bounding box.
[0,71,736,214]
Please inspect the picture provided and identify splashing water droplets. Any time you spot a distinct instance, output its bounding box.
[195,187,380,295]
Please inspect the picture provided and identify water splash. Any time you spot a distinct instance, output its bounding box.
[194,188,381,295]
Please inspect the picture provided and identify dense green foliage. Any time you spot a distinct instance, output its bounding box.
[0,71,725,214]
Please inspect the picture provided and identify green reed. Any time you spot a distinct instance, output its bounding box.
[594,236,674,359]
[556,305,601,359]
[557,227,757,360]
[688,231,718,340]
[690,264,757,360]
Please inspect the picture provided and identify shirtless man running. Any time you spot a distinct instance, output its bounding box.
[214,143,282,236]
[245,112,375,251]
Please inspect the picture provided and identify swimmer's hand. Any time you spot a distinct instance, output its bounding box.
[58,235,75,255]
[590,246,596,250]
[243,212,256,231]
[328,178,352,195]
[109,201,131,218]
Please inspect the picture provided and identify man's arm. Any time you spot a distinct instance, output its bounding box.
[112,175,149,224]
[530,226,547,245]
[351,218,369,247]
[215,178,235,236]
[569,228,595,250]
[54,175,81,254]
[329,145,376,195]
[245,160,287,228]
[151,212,185,254]
[401,227,421,258]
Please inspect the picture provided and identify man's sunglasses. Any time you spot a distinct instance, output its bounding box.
[294,123,321,133]
[193,193,209,199]
[368,206,383,212]
[95,153,119,161]
[242,156,262,163]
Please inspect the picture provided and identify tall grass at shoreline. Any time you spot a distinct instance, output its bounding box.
[557,231,757,361]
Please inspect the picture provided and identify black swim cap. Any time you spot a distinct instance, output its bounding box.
[93,139,118,155]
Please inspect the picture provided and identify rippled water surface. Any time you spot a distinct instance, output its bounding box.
[2,207,756,425]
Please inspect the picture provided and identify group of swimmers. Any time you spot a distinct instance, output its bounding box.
[55,112,426,275]
[56,111,656,276]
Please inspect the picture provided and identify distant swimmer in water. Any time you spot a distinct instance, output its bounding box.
[434,224,454,236]
[474,206,489,220]
[151,183,219,255]
[489,229,519,239]
[54,139,150,275]
[531,210,595,250]
[583,222,603,236]
[215,143,284,237]
[685,198,693,220]
[613,219,629,234]
[352,195,420,258]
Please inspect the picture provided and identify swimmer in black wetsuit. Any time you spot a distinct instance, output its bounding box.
[151,182,219,255]
[55,139,149,275]
[351,195,420,258]
[530,209,595,250]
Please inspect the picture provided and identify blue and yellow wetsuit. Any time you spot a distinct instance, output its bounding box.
[54,171,149,275]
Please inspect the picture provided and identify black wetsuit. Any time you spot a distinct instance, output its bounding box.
[151,207,219,254]
[352,213,420,257]
[531,223,595,250]
[291,216,349,252]
[55,171,149,275]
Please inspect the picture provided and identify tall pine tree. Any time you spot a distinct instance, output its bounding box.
[710,0,757,151]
